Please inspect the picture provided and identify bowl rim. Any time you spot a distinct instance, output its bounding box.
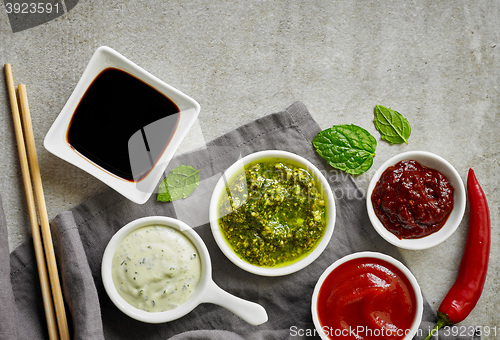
[208,149,336,276]
[366,150,466,250]
[44,46,200,204]
[101,216,212,323]
[311,251,424,340]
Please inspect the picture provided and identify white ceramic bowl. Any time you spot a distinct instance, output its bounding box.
[44,46,200,204]
[102,216,267,324]
[366,151,466,250]
[311,251,423,340]
[209,150,336,276]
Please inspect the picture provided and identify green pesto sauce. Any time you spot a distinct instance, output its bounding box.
[218,160,327,267]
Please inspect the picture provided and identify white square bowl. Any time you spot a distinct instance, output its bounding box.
[44,46,200,204]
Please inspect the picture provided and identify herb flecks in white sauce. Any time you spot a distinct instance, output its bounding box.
[112,225,201,312]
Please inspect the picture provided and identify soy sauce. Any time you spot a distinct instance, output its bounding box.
[66,68,180,182]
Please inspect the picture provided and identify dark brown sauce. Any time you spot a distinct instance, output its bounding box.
[371,160,454,239]
[66,68,180,182]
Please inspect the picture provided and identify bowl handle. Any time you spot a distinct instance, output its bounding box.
[203,281,268,325]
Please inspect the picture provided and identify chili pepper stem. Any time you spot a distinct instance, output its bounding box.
[424,312,453,340]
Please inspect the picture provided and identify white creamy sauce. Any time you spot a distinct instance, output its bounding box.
[112,225,201,312]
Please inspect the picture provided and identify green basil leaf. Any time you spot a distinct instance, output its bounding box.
[157,165,200,202]
[374,105,411,144]
[313,124,377,175]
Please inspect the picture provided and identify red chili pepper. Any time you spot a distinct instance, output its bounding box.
[425,168,490,339]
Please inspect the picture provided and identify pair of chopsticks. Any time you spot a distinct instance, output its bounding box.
[4,65,70,340]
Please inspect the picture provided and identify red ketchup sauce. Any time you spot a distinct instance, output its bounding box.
[317,257,417,340]
[371,160,454,239]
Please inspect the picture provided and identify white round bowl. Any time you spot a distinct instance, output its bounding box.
[366,151,466,250]
[209,150,336,276]
[102,216,267,324]
[311,251,423,340]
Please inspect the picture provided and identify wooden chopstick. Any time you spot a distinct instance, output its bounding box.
[4,65,70,340]
[18,84,70,340]
[4,64,59,340]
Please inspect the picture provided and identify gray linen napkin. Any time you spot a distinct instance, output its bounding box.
[2,102,480,339]
[0,197,20,339]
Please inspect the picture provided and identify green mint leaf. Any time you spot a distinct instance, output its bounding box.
[373,105,411,144]
[157,165,200,202]
[157,177,172,202]
[313,124,377,175]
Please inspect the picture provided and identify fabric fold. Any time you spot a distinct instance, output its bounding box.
[0,197,20,339]
[50,211,105,340]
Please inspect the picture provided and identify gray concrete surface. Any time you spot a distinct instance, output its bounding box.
[1,0,499,333]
